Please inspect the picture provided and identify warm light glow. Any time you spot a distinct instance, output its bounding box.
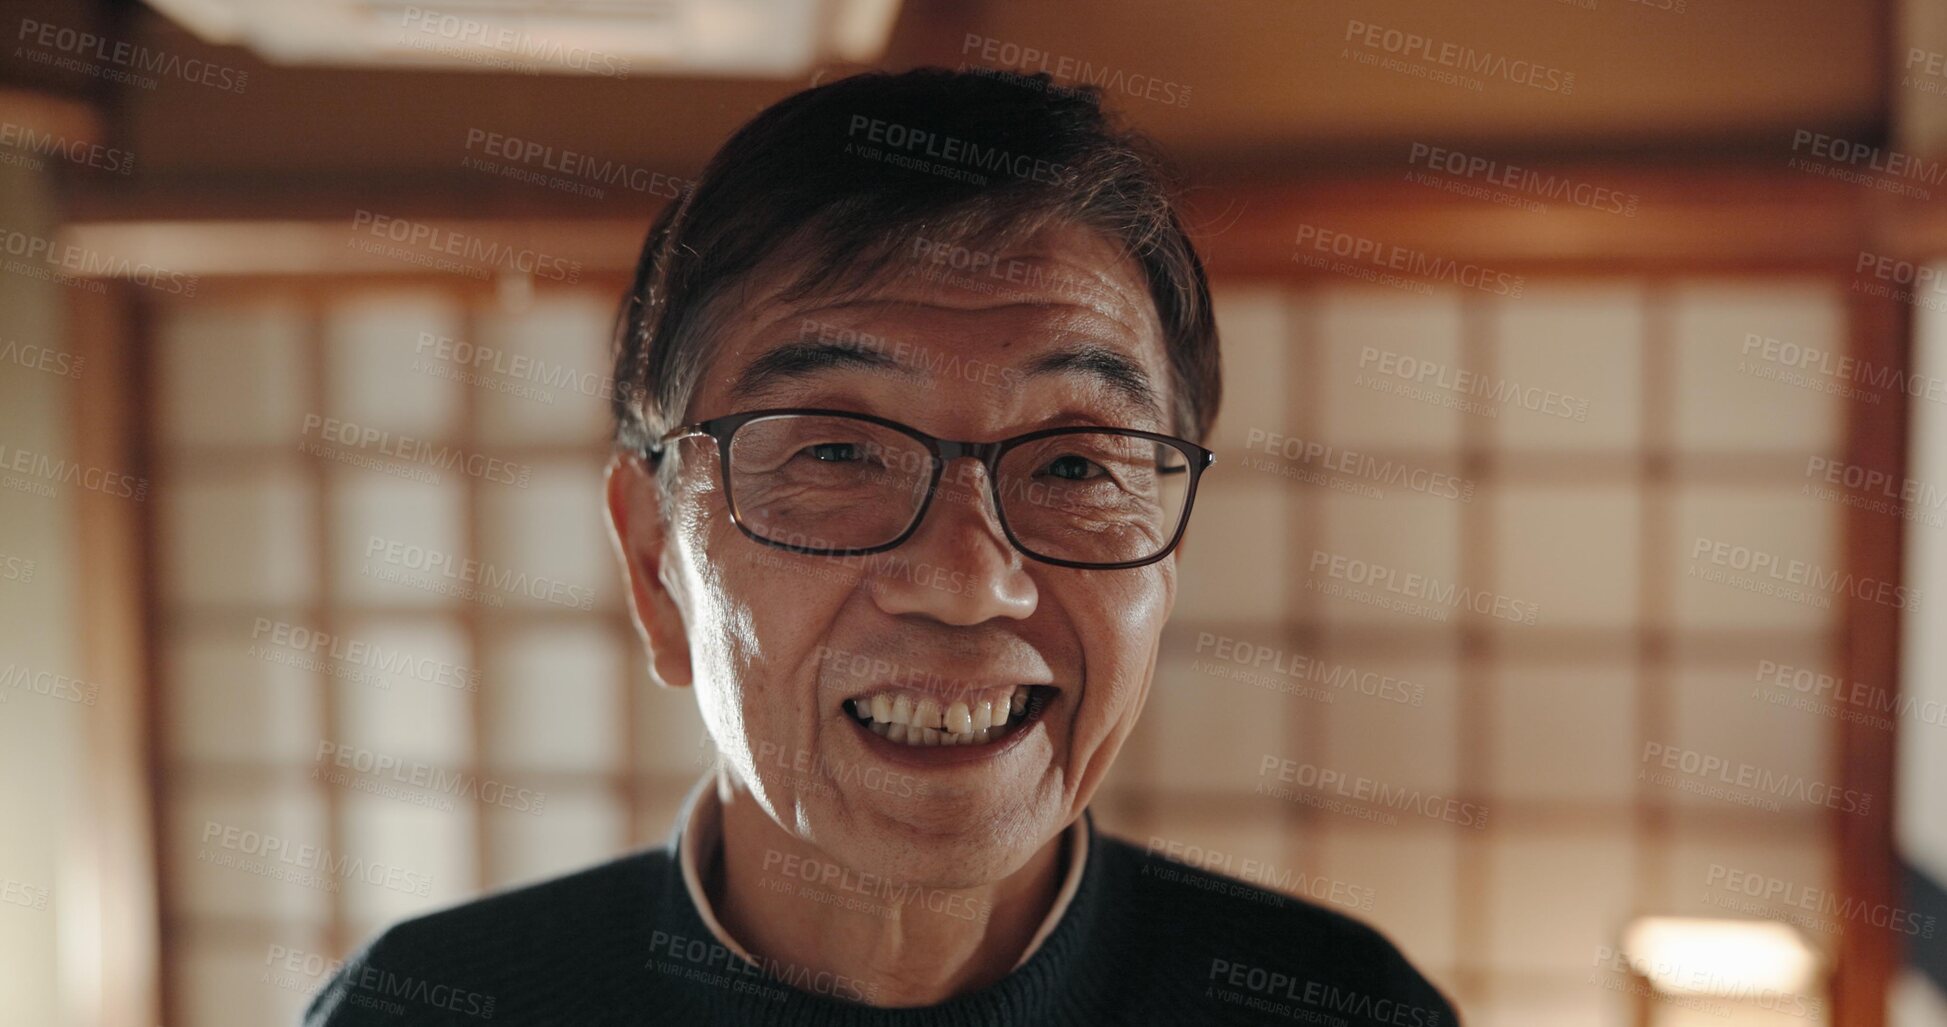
[142,0,902,76]
[1621,916,1820,998]
[829,0,902,62]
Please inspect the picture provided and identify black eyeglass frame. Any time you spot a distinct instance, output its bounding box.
[644,407,1216,570]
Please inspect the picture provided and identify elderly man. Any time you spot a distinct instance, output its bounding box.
[306,67,1457,1026]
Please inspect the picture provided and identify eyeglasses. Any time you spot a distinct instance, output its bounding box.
[645,408,1215,570]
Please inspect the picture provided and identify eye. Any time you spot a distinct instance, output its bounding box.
[804,442,862,463]
[1041,454,1105,481]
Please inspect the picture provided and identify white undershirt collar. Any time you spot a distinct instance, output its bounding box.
[674,773,1089,973]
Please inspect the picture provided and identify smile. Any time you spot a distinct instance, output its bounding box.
[845,685,1054,747]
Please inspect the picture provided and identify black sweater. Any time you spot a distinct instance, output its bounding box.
[302,812,1460,1026]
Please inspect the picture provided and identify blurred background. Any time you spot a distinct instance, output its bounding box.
[1,0,1944,1024]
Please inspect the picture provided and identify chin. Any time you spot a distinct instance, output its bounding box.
[821,790,1053,889]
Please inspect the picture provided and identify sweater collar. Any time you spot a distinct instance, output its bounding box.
[672,771,1091,974]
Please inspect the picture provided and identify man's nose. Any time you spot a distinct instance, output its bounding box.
[866,459,1037,625]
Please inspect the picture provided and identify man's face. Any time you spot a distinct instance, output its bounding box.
[616,223,1181,888]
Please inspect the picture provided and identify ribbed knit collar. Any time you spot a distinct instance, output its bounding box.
[651,775,1111,1025]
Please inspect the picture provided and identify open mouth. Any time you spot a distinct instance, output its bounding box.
[844,685,1055,748]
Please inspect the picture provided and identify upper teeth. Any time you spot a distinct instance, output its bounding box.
[852,687,1032,746]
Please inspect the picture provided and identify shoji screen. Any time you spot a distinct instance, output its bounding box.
[1095,278,1850,1024]
[150,282,707,1026]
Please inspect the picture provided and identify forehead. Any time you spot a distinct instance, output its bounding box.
[685,223,1171,430]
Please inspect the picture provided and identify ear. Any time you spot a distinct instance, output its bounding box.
[604,452,694,690]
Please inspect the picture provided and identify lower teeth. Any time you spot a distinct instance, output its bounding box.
[854,690,1034,747]
[867,720,994,746]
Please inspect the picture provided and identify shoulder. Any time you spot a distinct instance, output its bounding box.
[1092,833,1461,1026]
[301,846,676,1027]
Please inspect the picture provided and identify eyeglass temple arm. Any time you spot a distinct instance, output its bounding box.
[643,424,709,461]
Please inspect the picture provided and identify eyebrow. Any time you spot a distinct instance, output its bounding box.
[727,338,1164,423]
[728,340,920,400]
[1022,344,1163,422]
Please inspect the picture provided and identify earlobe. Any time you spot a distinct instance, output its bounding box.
[604,453,695,690]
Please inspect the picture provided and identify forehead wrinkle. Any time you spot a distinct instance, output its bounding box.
[690,230,1170,424]
[726,339,922,404]
[721,302,1171,432]
[792,277,1146,333]
[1023,343,1164,426]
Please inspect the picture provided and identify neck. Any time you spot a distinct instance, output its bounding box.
[709,772,1067,1008]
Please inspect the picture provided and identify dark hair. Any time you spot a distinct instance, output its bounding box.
[610,66,1220,458]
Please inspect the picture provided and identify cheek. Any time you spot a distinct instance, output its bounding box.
[1055,565,1172,810]
[1073,566,1174,728]
[675,490,863,754]
[687,480,847,619]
